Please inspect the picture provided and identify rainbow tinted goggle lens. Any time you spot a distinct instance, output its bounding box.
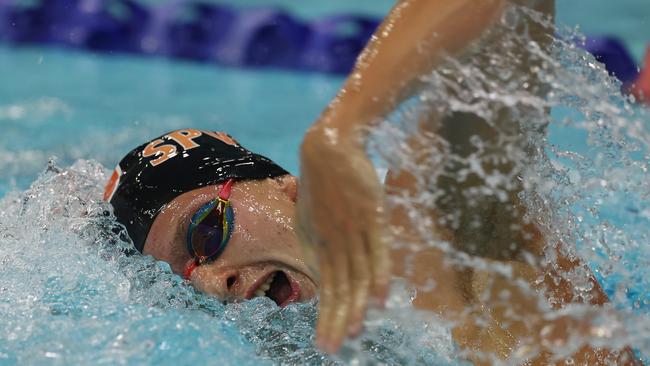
[186,198,234,259]
[184,179,234,279]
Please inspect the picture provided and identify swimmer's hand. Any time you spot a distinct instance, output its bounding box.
[296,124,390,354]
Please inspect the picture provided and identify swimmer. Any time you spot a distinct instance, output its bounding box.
[296,0,642,364]
[104,129,316,307]
[105,127,637,365]
[102,2,639,363]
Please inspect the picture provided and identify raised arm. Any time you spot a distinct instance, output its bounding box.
[296,0,512,354]
[306,0,508,139]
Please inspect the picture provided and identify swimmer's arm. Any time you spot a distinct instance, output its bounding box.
[306,0,508,141]
[298,0,512,354]
[469,259,641,365]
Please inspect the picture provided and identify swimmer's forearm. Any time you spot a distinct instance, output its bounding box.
[311,0,507,142]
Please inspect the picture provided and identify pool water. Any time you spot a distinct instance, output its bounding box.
[2,1,650,365]
[0,45,344,196]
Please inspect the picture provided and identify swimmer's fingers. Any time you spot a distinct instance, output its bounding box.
[343,157,389,339]
[367,209,391,305]
[323,233,352,353]
[347,229,371,338]
[295,197,337,352]
[294,209,319,279]
[315,246,335,352]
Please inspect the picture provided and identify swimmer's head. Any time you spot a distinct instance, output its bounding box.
[105,129,316,306]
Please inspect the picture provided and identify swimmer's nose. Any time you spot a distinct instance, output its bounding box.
[210,268,240,300]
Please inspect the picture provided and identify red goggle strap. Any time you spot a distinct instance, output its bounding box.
[184,260,199,280]
[219,179,234,200]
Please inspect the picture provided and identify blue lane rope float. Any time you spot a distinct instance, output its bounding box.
[0,0,381,75]
[0,0,649,100]
[581,36,639,89]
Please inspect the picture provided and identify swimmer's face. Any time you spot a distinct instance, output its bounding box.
[143,175,317,307]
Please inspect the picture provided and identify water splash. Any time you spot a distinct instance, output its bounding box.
[0,160,257,365]
[0,159,464,365]
[367,4,650,364]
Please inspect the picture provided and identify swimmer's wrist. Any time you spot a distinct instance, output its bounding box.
[309,96,382,151]
[303,118,365,154]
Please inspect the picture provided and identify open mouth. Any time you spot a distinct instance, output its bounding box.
[250,270,300,307]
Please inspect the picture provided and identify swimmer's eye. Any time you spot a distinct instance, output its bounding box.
[183,179,235,280]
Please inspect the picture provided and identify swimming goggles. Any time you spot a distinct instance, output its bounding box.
[183,179,235,280]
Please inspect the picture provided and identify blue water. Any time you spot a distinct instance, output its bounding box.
[1,1,650,365]
[0,46,344,196]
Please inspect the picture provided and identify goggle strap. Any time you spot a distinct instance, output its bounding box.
[219,179,235,200]
[184,260,199,280]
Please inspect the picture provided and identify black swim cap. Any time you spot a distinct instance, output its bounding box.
[104,129,289,253]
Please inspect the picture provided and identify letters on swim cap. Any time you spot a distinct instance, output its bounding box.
[105,129,289,253]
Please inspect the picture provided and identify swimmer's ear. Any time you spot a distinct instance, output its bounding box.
[275,175,298,203]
